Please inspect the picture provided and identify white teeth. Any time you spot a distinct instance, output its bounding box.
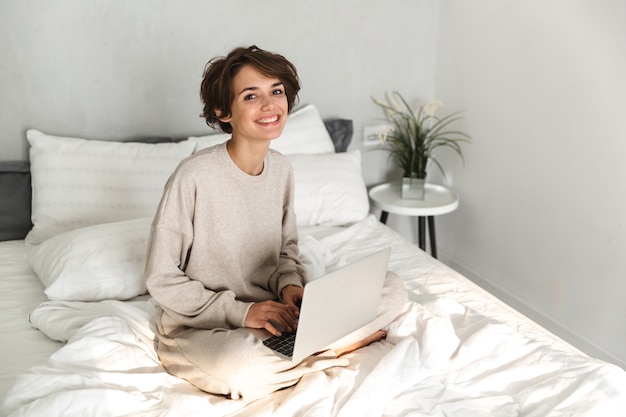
[258,116,278,124]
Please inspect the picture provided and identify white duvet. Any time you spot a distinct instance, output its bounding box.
[3,216,626,416]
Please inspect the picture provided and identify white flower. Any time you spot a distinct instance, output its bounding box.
[378,125,395,144]
[423,100,444,117]
[387,91,403,113]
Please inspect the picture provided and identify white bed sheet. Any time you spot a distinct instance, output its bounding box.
[2,215,626,416]
[0,241,61,400]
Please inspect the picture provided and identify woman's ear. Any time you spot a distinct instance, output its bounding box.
[215,108,231,123]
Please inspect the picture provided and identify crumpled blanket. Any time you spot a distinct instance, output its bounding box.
[4,215,626,416]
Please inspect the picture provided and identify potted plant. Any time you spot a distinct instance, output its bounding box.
[372,91,471,199]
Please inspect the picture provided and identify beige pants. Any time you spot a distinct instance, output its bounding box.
[156,271,408,401]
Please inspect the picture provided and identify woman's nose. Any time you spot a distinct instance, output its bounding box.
[260,94,274,110]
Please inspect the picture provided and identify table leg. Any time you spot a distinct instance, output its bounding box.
[428,216,437,258]
[380,211,389,224]
[418,216,426,251]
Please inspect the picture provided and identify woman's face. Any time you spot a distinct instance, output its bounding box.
[220,64,288,143]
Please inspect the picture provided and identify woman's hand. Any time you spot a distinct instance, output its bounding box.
[281,285,303,317]
[244,300,299,336]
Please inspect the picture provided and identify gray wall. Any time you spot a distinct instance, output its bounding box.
[434,0,626,368]
[0,0,437,188]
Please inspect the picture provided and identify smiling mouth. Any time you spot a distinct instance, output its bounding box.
[257,115,280,125]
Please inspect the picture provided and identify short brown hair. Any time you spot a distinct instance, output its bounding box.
[200,45,301,133]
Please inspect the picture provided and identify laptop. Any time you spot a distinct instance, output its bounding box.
[259,247,391,363]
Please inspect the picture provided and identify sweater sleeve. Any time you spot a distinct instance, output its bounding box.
[268,165,307,299]
[145,168,252,330]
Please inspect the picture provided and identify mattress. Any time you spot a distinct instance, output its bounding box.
[2,215,625,416]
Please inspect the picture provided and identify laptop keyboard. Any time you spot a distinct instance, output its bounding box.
[263,332,296,358]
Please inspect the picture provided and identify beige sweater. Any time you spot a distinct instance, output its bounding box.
[145,143,306,336]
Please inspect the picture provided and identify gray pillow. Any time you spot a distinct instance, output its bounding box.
[324,119,353,152]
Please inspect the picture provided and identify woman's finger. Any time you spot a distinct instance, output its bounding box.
[245,301,298,334]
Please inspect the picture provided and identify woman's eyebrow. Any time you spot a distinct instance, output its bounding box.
[238,82,284,96]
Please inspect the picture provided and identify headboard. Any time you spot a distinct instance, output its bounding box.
[0,161,32,241]
[0,115,353,242]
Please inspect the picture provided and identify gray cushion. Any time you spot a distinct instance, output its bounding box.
[324,119,353,152]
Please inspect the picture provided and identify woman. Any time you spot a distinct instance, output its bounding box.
[145,45,407,401]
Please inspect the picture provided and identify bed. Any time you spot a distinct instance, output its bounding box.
[1,104,625,417]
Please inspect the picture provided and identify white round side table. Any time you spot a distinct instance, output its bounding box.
[368,182,459,258]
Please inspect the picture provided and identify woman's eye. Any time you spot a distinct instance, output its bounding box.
[244,94,256,101]
[272,89,284,95]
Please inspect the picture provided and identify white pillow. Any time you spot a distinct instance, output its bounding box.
[189,104,336,154]
[25,217,152,301]
[187,132,231,151]
[289,151,369,227]
[26,130,196,244]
